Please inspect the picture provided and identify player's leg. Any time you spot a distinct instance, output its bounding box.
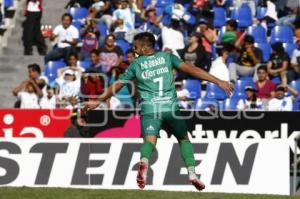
[137,114,161,189]
[166,111,205,191]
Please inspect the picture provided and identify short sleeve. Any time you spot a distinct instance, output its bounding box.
[119,62,136,83]
[53,25,60,35]
[71,26,79,39]
[170,53,183,69]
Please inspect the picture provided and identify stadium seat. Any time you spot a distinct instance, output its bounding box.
[183,79,201,100]
[270,25,294,44]
[4,0,13,8]
[143,0,151,8]
[116,39,131,55]
[213,7,227,28]
[247,25,267,43]
[155,7,164,16]
[271,77,281,85]
[283,43,297,59]
[44,61,66,82]
[78,60,92,70]
[293,101,300,111]
[97,22,108,36]
[183,12,197,26]
[194,98,219,110]
[232,79,255,98]
[69,7,88,21]
[230,4,252,28]
[156,0,174,7]
[289,80,300,94]
[256,6,267,20]
[254,43,271,62]
[222,98,240,111]
[205,82,228,100]
[72,21,82,32]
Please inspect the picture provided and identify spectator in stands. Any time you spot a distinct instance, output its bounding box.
[88,0,113,29]
[289,41,300,81]
[81,68,103,100]
[99,34,123,73]
[12,80,43,109]
[260,0,278,34]
[195,18,217,56]
[229,35,262,83]
[268,84,299,111]
[178,32,210,71]
[139,6,161,40]
[108,66,133,108]
[209,47,230,81]
[55,69,82,108]
[57,54,85,78]
[255,65,276,99]
[22,0,47,55]
[45,13,79,63]
[79,18,100,59]
[267,42,289,85]
[89,49,102,72]
[119,49,135,70]
[161,19,185,57]
[112,0,135,33]
[237,86,263,111]
[27,63,48,92]
[39,85,57,109]
[175,78,191,109]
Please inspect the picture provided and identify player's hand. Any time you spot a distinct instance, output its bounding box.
[218,80,234,96]
[84,100,101,111]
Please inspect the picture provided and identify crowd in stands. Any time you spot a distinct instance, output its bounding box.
[13,0,300,111]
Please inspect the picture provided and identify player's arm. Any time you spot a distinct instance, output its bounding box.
[85,80,125,110]
[179,63,233,95]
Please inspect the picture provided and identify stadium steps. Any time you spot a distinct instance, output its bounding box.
[0,0,69,107]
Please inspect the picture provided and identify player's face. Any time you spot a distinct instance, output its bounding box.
[68,56,77,66]
[91,53,99,64]
[133,40,144,55]
[28,68,38,79]
[126,52,135,63]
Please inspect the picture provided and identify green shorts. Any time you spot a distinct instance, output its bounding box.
[141,110,188,139]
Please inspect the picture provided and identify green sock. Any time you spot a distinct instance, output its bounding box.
[180,140,196,168]
[140,141,155,161]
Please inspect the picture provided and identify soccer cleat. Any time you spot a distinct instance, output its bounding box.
[189,177,205,191]
[136,160,148,189]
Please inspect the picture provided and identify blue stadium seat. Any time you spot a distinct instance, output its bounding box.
[194,98,219,110]
[183,79,201,100]
[293,101,300,111]
[72,21,83,32]
[232,79,255,98]
[289,80,300,94]
[256,6,267,20]
[230,4,252,28]
[78,60,92,70]
[254,43,271,62]
[205,82,228,100]
[116,39,131,55]
[270,25,294,44]
[97,22,108,36]
[183,12,196,26]
[4,0,13,8]
[222,98,240,111]
[156,0,174,7]
[213,7,227,28]
[143,0,151,8]
[271,76,281,85]
[247,25,267,43]
[155,7,164,16]
[44,61,66,82]
[283,43,297,59]
[69,7,88,21]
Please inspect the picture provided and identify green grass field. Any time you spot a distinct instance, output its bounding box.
[0,188,297,199]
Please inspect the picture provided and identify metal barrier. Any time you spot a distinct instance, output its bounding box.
[293,133,300,195]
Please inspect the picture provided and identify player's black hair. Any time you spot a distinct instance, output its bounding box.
[90,49,100,56]
[27,63,41,74]
[68,52,79,60]
[134,32,156,48]
[226,19,238,31]
[61,13,73,21]
[257,65,268,72]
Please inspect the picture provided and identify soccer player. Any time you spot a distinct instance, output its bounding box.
[86,32,233,191]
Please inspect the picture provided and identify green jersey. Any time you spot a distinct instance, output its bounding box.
[119,51,183,115]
